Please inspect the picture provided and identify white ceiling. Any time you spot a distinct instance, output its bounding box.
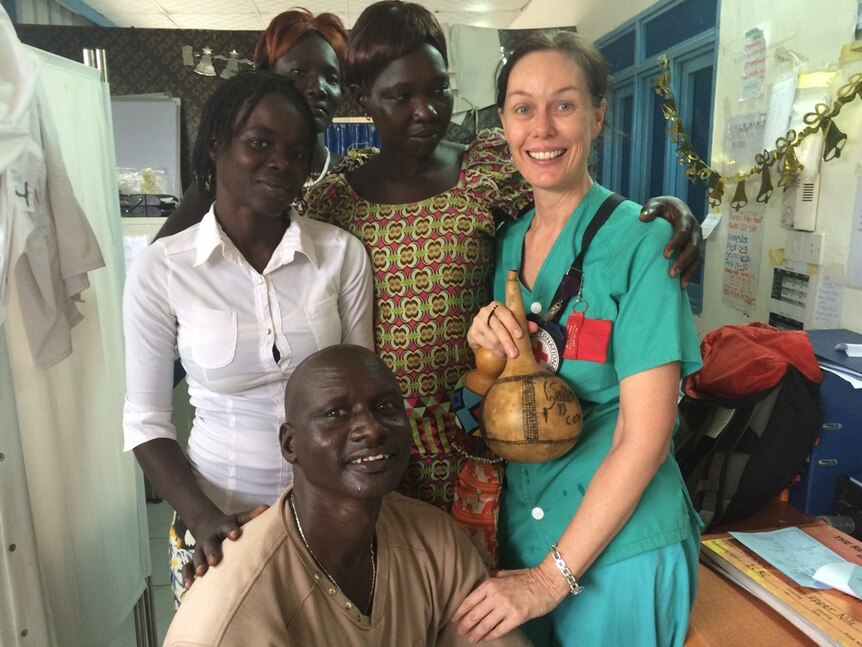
[72,0,534,30]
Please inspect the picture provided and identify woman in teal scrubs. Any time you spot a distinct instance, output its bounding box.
[452,30,703,646]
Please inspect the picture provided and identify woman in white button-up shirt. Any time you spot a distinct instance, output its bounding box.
[122,72,373,605]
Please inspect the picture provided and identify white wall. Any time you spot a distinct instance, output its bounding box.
[509,0,579,30]
[512,0,862,335]
[698,0,862,334]
[513,0,652,39]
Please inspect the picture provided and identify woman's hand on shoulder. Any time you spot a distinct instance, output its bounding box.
[639,195,704,287]
[181,504,269,589]
[451,566,566,643]
[468,302,537,360]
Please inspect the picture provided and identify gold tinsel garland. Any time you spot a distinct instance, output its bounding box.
[651,55,862,209]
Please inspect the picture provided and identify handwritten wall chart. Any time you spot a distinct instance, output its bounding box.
[723,202,766,311]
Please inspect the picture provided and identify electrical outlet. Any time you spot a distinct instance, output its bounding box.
[785,231,826,265]
[804,231,826,265]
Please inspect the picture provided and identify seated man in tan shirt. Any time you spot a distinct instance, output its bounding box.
[164,344,528,646]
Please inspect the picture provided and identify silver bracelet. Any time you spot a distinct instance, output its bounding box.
[551,542,584,597]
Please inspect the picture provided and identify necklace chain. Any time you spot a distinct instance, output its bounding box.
[289,493,376,615]
[303,147,331,188]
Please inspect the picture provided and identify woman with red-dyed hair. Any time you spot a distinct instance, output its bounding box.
[254,7,347,181]
[254,8,346,70]
[156,8,347,238]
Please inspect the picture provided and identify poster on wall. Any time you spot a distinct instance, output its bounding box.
[762,73,797,150]
[724,112,766,177]
[740,27,767,101]
[812,277,844,329]
[769,265,811,330]
[722,202,766,312]
[768,264,842,331]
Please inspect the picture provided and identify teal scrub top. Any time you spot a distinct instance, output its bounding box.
[496,183,703,571]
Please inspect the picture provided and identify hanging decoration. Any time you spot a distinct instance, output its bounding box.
[182,46,254,79]
[651,55,862,209]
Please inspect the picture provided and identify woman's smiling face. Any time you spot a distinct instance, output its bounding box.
[499,49,605,197]
[213,92,313,219]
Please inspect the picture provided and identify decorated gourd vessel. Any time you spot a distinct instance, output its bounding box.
[480,270,583,462]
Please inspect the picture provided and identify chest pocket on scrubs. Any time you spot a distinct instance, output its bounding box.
[189,307,238,369]
[561,311,618,399]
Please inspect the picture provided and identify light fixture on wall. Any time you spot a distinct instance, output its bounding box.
[217,50,242,79]
[193,47,216,76]
[182,46,254,79]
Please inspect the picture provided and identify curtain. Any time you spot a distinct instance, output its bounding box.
[0,47,149,647]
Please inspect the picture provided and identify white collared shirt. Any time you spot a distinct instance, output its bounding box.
[122,206,373,512]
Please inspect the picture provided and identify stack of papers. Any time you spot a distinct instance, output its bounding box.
[700,523,862,645]
[807,329,862,389]
[835,343,862,358]
[730,527,862,597]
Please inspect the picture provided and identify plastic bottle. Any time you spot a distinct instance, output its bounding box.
[817,514,857,535]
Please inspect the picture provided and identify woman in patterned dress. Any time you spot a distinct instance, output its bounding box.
[305,0,703,511]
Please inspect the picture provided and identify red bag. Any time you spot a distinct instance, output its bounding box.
[685,322,822,400]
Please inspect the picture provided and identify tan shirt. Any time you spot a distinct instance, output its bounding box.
[164,490,529,646]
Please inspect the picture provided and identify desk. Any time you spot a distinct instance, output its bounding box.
[708,496,813,533]
[686,497,818,646]
[686,565,815,646]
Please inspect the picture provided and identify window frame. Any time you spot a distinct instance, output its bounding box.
[595,0,719,313]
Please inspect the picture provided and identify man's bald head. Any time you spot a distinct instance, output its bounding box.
[284,345,400,424]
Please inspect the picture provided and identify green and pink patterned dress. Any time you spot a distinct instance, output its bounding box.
[305,129,530,509]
